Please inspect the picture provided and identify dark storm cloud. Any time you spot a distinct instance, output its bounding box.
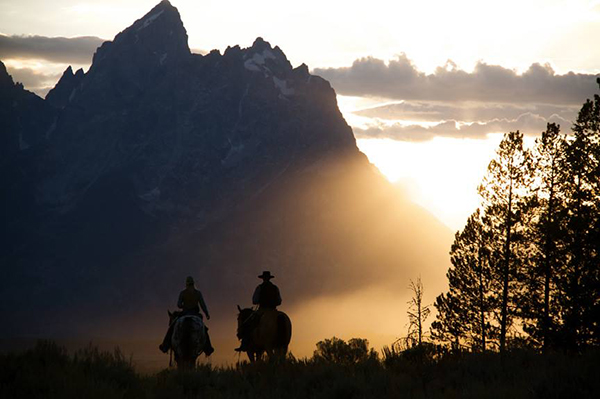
[354,113,571,142]
[315,55,599,105]
[354,101,580,124]
[0,34,105,64]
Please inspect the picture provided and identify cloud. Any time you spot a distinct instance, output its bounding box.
[0,34,105,64]
[315,55,599,105]
[354,113,571,142]
[353,100,580,124]
[5,66,61,97]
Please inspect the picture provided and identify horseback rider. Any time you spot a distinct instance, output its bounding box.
[160,276,214,355]
[252,271,282,310]
[235,271,281,352]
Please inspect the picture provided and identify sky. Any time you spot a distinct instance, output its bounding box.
[1,0,599,231]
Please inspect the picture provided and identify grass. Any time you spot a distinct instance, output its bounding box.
[1,340,598,398]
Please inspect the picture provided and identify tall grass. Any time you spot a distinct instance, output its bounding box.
[0,340,141,399]
[1,340,598,398]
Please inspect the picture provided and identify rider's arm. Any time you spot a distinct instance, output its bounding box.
[252,285,261,305]
[197,290,210,319]
[275,286,282,306]
[177,291,184,309]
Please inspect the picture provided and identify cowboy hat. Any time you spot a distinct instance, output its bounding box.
[258,271,274,279]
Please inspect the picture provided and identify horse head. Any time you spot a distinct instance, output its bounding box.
[237,305,255,339]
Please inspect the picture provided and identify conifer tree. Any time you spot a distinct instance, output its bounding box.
[431,292,465,350]
[432,79,600,352]
[521,123,566,350]
[558,79,600,349]
[431,210,499,351]
[478,131,530,353]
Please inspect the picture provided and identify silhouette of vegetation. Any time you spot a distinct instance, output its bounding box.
[432,78,600,353]
[0,340,141,399]
[432,210,499,351]
[313,337,378,365]
[406,276,431,346]
[1,340,599,398]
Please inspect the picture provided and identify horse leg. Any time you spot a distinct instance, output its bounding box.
[273,347,286,361]
[265,349,274,361]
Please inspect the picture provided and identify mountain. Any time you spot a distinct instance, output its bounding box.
[0,1,452,338]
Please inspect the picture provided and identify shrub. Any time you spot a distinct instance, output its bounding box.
[313,337,378,365]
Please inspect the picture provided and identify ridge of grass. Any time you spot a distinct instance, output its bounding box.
[1,340,598,399]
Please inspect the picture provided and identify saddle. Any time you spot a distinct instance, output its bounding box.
[239,309,278,338]
[171,310,204,325]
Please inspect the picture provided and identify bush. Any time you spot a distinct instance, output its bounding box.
[313,337,378,365]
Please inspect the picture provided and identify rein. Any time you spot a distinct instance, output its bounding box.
[240,306,259,325]
[241,312,256,326]
[238,310,258,336]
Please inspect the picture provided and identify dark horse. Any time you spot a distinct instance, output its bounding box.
[236,306,292,362]
[167,311,207,369]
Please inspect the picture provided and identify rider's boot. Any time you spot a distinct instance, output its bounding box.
[159,324,175,353]
[159,342,169,353]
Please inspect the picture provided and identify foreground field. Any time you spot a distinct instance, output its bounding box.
[0,340,598,399]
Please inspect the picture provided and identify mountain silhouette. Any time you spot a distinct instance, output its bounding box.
[0,1,451,337]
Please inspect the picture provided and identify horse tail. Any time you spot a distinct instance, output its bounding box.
[276,312,292,351]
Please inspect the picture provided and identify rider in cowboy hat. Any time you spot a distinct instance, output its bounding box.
[252,271,282,310]
[235,271,282,352]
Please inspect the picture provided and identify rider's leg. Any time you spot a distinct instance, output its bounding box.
[204,328,214,356]
[159,323,175,353]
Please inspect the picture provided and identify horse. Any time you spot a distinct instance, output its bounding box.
[167,310,207,369]
[236,305,292,362]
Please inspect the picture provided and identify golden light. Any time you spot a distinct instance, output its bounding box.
[355,136,502,231]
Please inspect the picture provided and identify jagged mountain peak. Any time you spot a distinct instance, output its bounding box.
[126,0,183,35]
[250,37,271,52]
[0,60,15,90]
[45,65,85,106]
[241,37,292,78]
[59,65,83,78]
[90,0,189,71]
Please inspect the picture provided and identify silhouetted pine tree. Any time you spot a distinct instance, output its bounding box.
[431,292,465,350]
[478,131,530,353]
[432,210,499,351]
[520,123,567,351]
[558,79,600,350]
[432,79,600,353]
